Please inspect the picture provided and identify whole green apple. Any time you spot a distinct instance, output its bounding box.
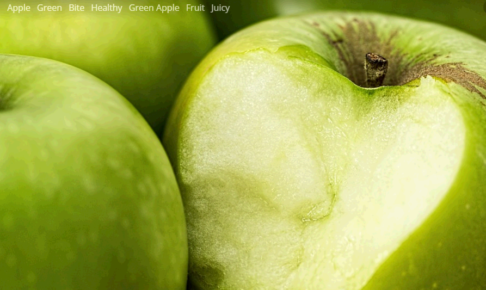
[0,0,216,135]
[0,54,187,289]
[164,12,486,289]
[204,0,486,41]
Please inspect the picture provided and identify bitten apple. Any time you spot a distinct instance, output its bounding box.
[164,12,486,289]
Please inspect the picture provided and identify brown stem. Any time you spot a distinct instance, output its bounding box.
[365,53,388,88]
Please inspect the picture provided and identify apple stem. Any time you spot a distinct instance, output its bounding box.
[365,53,388,88]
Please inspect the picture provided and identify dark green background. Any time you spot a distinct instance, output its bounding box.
[204,0,486,41]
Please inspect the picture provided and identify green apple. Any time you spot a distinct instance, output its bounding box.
[0,54,186,289]
[0,0,216,135]
[164,12,486,289]
[204,0,486,41]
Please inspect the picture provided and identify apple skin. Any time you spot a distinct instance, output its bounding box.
[164,12,486,289]
[0,0,216,135]
[204,0,486,41]
[0,54,187,289]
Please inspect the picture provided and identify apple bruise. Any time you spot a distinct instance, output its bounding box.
[310,18,486,97]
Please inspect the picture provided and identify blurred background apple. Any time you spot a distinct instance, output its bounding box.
[0,0,216,136]
[0,54,188,289]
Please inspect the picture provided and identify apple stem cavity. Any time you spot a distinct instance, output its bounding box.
[365,52,388,88]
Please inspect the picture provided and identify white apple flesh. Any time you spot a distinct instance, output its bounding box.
[0,55,187,289]
[164,13,486,289]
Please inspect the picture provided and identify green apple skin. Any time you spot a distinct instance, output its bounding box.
[0,0,216,136]
[164,12,486,289]
[0,54,187,289]
[204,0,486,41]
